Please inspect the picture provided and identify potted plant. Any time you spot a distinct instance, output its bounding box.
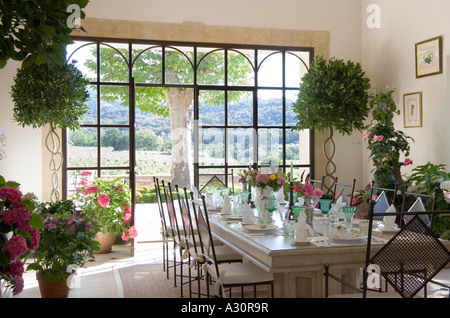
[363,89,414,190]
[10,62,90,201]
[292,56,371,195]
[26,200,100,298]
[70,172,138,253]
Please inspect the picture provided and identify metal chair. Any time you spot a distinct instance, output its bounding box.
[324,201,450,298]
[193,195,273,298]
[400,185,438,229]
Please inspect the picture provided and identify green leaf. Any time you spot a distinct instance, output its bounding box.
[30,213,44,230]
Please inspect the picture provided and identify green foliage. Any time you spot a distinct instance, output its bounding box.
[0,0,89,68]
[406,162,450,239]
[27,200,100,284]
[292,56,371,135]
[11,62,90,130]
[363,89,413,189]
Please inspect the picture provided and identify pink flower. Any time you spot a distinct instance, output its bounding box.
[292,184,302,193]
[404,158,413,166]
[362,131,369,137]
[1,205,31,229]
[97,193,110,207]
[313,189,324,197]
[129,226,138,239]
[0,186,23,207]
[12,276,24,295]
[373,135,384,142]
[8,259,24,277]
[83,185,99,196]
[78,179,88,186]
[27,226,40,250]
[81,171,92,177]
[5,235,28,259]
[302,183,315,196]
[444,190,450,200]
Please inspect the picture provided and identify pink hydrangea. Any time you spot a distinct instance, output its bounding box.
[8,259,25,277]
[5,235,28,260]
[12,276,24,295]
[302,183,315,196]
[83,185,99,196]
[97,193,110,207]
[1,205,31,229]
[255,173,270,185]
[27,226,41,250]
[81,171,92,177]
[0,186,23,207]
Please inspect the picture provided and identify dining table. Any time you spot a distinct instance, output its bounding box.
[206,204,429,298]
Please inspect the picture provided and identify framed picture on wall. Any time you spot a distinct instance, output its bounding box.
[415,36,443,78]
[403,92,422,128]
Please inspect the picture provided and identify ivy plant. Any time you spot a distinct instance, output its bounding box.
[0,0,90,68]
[292,55,371,135]
[11,62,89,130]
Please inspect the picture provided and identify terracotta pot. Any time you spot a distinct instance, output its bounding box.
[36,272,70,298]
[94,231,116,254]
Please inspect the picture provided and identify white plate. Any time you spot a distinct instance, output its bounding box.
[352,219,382,228]
[243,224,278,233]
[328,233,366,244]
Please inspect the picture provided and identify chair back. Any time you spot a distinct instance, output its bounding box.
[369,181,398,221]
[154,177,170,235]
[162,181,182,241]
[333,177,356,206]
[364,201,450,298]
[400,185,438,228]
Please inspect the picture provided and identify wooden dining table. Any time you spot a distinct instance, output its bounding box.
[207,207,401,298]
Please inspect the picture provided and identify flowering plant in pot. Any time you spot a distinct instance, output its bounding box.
[70,172,138,252]
[0,175,42,297]
[27,200,100,297]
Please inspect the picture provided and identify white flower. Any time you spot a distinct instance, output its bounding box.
[440,180,450,191]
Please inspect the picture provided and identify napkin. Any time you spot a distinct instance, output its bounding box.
[221,195,232,214]
[292,213,314,242]
[205,192,214,208]
[242,202,255,224]
[334,196,345,218]
[383,204,397,230]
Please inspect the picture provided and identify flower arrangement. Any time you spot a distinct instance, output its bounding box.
[0,175,42,296]
[71,172,138,241]
[27,200,100,285]
[292,182,324,198]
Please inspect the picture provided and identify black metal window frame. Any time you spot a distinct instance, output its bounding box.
[62,36,314,198]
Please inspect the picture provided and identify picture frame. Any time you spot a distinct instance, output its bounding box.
[415,36,443,78]
[403,92,422,128]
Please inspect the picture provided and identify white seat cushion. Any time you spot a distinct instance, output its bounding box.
[207,262,273,285]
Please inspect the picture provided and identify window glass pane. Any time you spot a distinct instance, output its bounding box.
[228,49,255,86]
[67,41,97,82]
[258,89,282,126]
[228,91,253,126]
[227,128,254,165]
[199,128,225,166]
[197,48,225,85]
[99,169,130,184]
[82,85,97,125]
[132,45,163,84]
[100,85,129,125]
[135,86,169,117]
[198,168,225,190]
[66,169,97,199]
[257,51,282,87]
[285,51,310,88]
[285,90,299,126]
[100,43,129,82]
[165,46,194,84]
[66,127,98,168]
[258,128,283,167]
[199,90,224,126]
[100,127,130,167]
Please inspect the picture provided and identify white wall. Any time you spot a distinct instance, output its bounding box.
[361,0,450,186]
[0,0,364,199]
[0,60,43,199]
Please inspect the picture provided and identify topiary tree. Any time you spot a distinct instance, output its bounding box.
[292,55,371,194]
[11,62,89,201]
